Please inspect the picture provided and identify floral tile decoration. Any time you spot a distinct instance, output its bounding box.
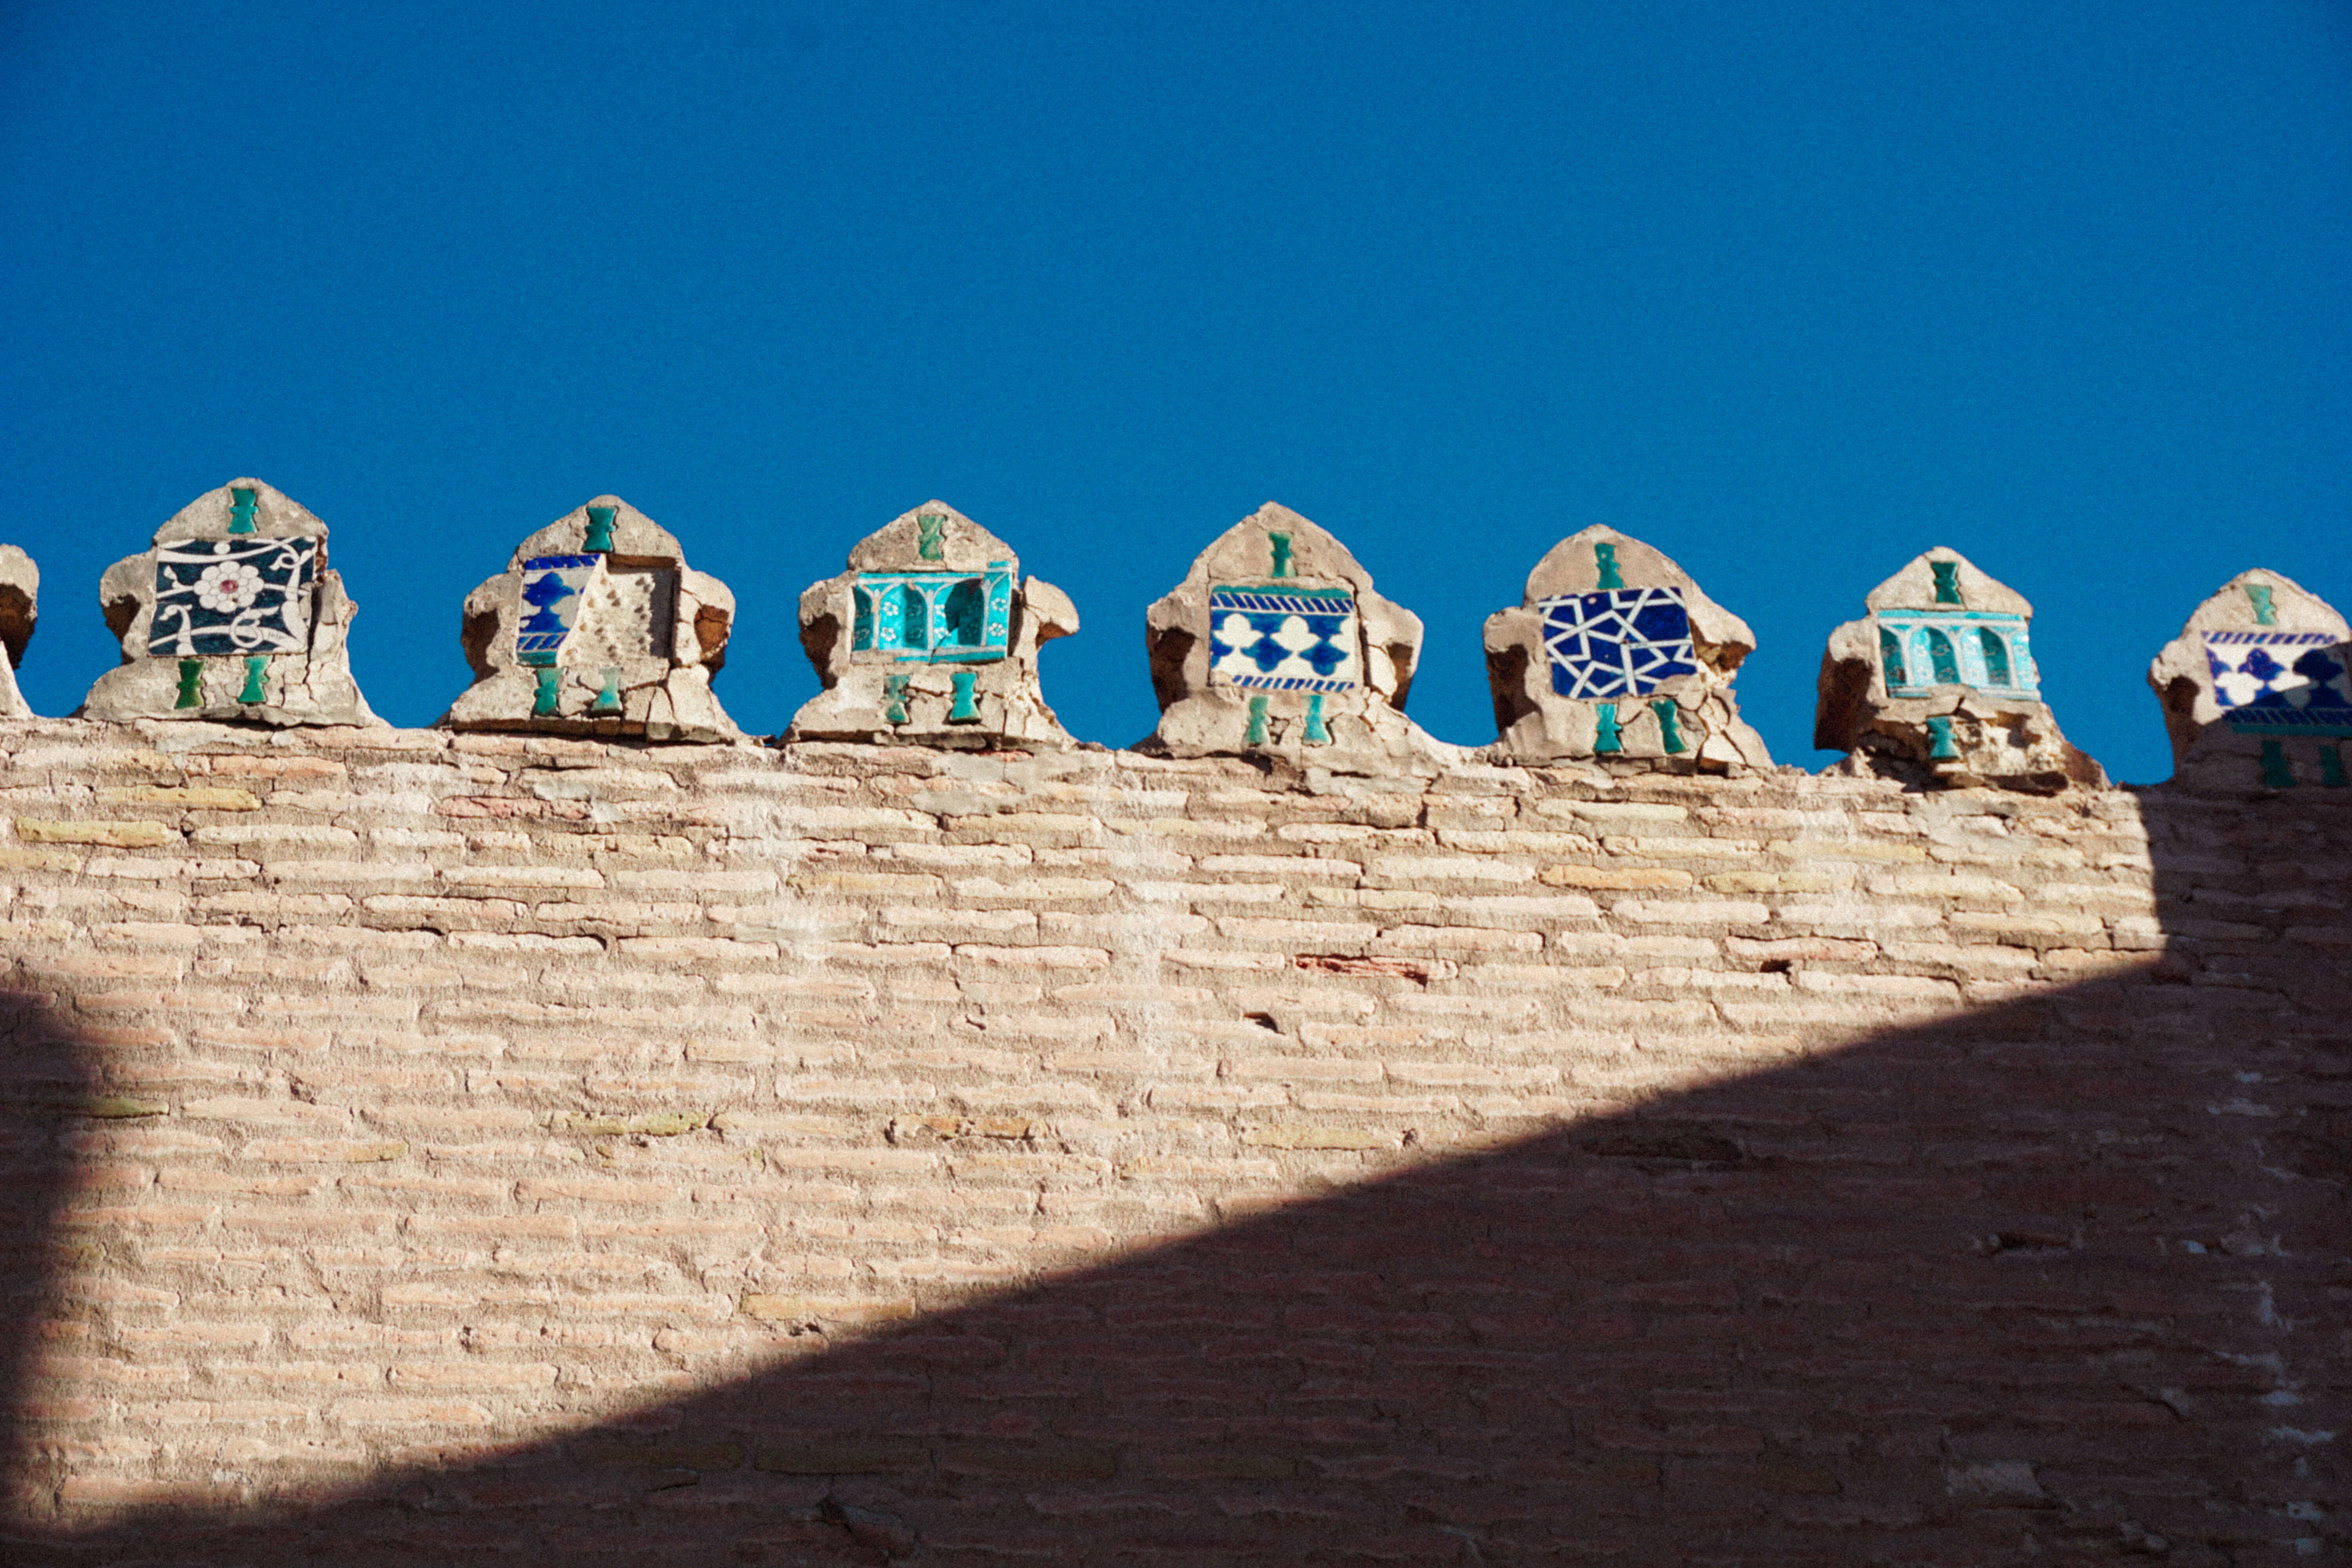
[2203,630,2341,709]
[2213,635,2352,736]
[147,537,318,657]
[1207,585,1361,693]
[515,554,599,666]
[851,566,1014,662]
[1539,586,1698,699]
[1874,610,2039,701]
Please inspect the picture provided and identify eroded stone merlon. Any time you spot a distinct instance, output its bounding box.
[1482,525,1772,775]
[0,544,37,719]
[1141,501,1455,773]
[784,500,1077,748]
[442,495,739,742]
[1816,546,2103,792]
[80,479,377,726]
[2147,568,2352,793]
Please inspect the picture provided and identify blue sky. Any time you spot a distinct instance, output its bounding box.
[4,1,2347,781]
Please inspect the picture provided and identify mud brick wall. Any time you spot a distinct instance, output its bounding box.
[0,720,2343,1564]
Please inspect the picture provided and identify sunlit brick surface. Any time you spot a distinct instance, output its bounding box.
[0,721,2342,1563]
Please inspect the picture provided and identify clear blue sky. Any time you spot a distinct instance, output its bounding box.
[5,1,2347,782]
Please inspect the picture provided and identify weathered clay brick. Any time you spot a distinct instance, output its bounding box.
[0,720,2334,1567]
[15,818,174,848]
[92,786,265,815]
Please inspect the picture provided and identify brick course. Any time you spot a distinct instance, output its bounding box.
[0,719,2342,1563]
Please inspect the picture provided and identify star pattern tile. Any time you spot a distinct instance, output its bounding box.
[1539,587,1697,700]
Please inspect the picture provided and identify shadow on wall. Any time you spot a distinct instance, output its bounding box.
[2,786,2347,1566]
[0,995,100,1535]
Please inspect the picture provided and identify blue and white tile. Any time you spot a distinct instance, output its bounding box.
[1539,586,1697,700]
[2218,639,2352,735]
[516,554,598,665]
[2203,630,2341,709]
[1207,585,1359,693]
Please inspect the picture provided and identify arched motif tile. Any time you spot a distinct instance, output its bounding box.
[1817,545,2101,791]
[786,501,1076,748]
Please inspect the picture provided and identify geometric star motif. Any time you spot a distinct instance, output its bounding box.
[1539,586,1697,699]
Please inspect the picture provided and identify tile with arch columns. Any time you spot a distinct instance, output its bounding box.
[1484,525,1771,773]
[1817,546,2101,791]
[785,501,1076,748]
[1143,502,1452,772]
[1874,609,2039,702]
[2148,568,2351,793]
[853,563,1014,662]
[441,495,738,742]
[82,479,376,726]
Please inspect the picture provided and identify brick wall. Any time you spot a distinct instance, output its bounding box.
[0,720,2343,1563]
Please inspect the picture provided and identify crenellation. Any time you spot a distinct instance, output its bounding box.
[1485,525,1773,773]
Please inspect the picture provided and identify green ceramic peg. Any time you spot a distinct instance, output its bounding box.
[1593,701,1622,754]
[1245,695,1269,747]
[228,487,258,535]
[2259,739,2295,789]
[1931,561,1962,605]
[237,655,269,705]
[1594,542,1624,591]
[883,673,911,726]
[592,666,622,715]
[1268,532,1294,580]
[1649,697,1685,754]
[584,506,617,554]
[1303,692,1330,744]
[533,666,561,717]
[2320,745,2347,789]
[919,514,946,562]
[947,669,980,723]
[2247,584,2277,626]
[174,659,204,709]
[1926,715,1960,760]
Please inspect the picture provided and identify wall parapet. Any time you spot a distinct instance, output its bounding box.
[14,485,2352,800]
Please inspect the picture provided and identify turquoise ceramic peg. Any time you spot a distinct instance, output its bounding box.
[947,668,980,723]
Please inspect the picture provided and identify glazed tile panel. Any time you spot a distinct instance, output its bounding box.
[515,554,598,666]
[1540,586,1697,699]
[852,567,1014,662]
[2209,633,2352,736]
[1207,585,1359,693]
[1875,610,2038,701]
[2204,631,2340,708]
[147,537,317,656]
